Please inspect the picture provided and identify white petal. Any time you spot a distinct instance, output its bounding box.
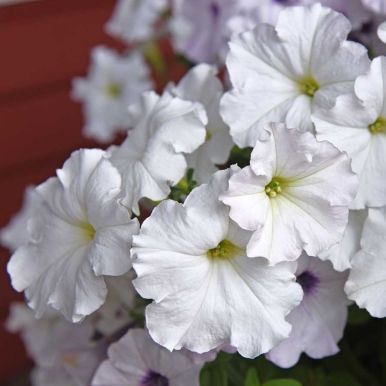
[378,21,386,43]
[345,207,386,317]
[318,210,368,271]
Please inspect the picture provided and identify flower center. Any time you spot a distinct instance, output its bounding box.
[205,129,213,142]
[141,370,169,386]
[368,116,386,134]
[105,83,122,98]
[78,222,96,243]
[298,76,319,97]
[207,240,241,260]
[297,270,319,295]
[265,178,283,198]
[210,2,220,18]
[61,353,78,368]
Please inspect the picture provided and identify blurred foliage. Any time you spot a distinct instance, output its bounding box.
[199,305,386,386]
[169,168,197,202]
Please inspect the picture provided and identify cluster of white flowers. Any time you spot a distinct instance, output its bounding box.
[4,1,386,385]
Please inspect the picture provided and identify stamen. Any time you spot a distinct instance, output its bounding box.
[207,240,241,260]
[298,76,320,97]
[265,179,283,198]
[368,116,386,134]
[105,83,122,98]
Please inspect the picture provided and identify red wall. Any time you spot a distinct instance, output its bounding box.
[0,0,119,381]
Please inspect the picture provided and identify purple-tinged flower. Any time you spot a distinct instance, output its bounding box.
[266,254,349,368]
[92,329,203,386]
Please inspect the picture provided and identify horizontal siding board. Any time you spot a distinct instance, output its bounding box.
[0,0,121,96]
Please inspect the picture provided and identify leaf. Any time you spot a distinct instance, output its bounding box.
[244,368,261,386]
[348,304,370,325]
[263,379,302,386]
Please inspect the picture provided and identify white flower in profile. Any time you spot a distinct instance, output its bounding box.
[92,329,203,386]
[7,149,139,322]
[345,206,386,317]
[72,46,152,143]
[131,168,303,358]
[168,64,233,183]
[220,123,357,264]
[0,186,42,252]
[170,0,238,63]
[221,3,370,147]
[106,0,167,44]
[266,254,349,368]
[109,91,207,214]
[318,210,367,272]
[313,57,386,209]
[91,272,136,335]
[362,0,386,14]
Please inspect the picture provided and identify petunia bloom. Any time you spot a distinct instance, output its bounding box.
[313,56,386,209]
[220,123,357,265]
[168,64,233,183]
[7,149,139,322]
[106,0,167,44]
[345,206,386,317]
[72,46,152,143]
[7,303,105,386]
[109,91,207,214]
[92,328,203,386]
[221,3,370,147]
[267,254,349,368]
[170,0,238,63]
[131,168,303,358]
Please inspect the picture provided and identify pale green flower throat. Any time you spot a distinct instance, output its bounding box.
[105,83,122,98]
[207,240,241,260]
[298,76,320,97]
[79,222,96,243]
[368,116,386,134]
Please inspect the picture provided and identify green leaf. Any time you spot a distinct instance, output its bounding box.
[348,304,370,325]
[244,368,261,386]
[143,41,166,77]
[263,379,302,386]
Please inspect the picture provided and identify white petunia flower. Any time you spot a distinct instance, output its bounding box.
[106,0,168,44]
[267,254,349,368]
[220,123,357,264]
[0,186,42,252]
[92,328,203,386]
[345,206,386,317]
[362,0,386,14]
[318,210,367,272]
[131,168,303,358]
[168,64,234,183]
[313,56,386,209]
[7,303,105,386]
[7,149,139,322]
[72,46,152,143]
[170,0,238,63]
[221,3,370,147]
[109,91,207,214]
